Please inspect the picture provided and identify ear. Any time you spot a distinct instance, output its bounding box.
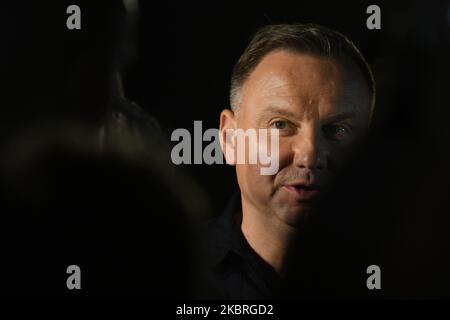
[219,109,237,166]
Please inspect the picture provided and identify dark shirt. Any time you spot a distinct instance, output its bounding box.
[195,192,378,300]
[196,192,282,299]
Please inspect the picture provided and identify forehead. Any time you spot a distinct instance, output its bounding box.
[240,50,371,119]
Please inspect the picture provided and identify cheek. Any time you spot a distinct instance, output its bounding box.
[326,142,356,170]
[277,141,294,168]
[236,164,276,197]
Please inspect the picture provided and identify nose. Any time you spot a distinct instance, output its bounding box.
[292,128,327,171]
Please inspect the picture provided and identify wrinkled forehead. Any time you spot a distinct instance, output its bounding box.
[239,50,372,120]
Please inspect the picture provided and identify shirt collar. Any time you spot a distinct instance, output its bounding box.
[208,191,282,296]
[208,191,242,267]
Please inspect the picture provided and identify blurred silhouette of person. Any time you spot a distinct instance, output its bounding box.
[0,1,208,298]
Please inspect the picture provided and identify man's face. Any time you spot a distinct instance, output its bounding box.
[220,50,372,227]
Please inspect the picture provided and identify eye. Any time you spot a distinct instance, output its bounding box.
[323,123,351,141]
[271,120,288,130]
[269,119,297,136]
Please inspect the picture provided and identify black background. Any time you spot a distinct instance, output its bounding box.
[1,0,450,299]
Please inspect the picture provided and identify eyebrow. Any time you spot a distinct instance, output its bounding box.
[323,112,356,123]
[256,105,299,123]
[256,105,356,124]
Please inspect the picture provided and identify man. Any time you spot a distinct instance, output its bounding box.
[197,23,375,299]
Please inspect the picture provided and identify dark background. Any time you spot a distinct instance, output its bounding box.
[124,2,450,298]
[1,0,449,298]
[124,0,450,211]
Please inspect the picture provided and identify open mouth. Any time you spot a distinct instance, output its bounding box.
[284,184,320,201]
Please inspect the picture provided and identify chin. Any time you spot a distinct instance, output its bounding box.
[276,203,313,228]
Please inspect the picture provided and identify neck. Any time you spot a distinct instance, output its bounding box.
[240,197,299,277]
